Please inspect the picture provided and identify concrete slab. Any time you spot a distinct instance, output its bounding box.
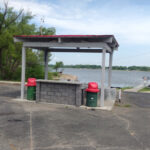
[12,98,35,103]
[80,100,115,111]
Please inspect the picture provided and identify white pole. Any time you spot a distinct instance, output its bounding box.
[21,46,26,99]
[44,50,48,80]
[108,51,113,88]
[100,49,106,107]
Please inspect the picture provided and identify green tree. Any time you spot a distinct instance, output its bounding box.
[36,27,56,35]
[36,50,52,65]
[0,2,35,80]
[0,2,56,80]
[53,61,64,72]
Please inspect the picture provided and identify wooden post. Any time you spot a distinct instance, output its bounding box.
[21,46,26,99]
[100,49,106,107]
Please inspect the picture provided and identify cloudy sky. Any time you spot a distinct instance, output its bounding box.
[1,0,150,66]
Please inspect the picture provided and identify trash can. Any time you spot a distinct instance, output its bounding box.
[85,82,100,107]
[25,78,36,100]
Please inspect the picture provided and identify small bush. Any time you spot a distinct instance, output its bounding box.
[26,65,44,80]
[48,72,60,80]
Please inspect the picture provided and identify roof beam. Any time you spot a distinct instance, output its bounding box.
[48,48,103,53]
[25,47,110,53]
[102,37,113,43]
[23,42,112,52]
[58,37,61,43]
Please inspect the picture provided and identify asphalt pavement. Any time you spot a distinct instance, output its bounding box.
[0,84,150,150]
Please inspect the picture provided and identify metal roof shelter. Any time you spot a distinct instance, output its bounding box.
[13,35,119,107]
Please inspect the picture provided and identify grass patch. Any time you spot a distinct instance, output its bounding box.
[115,103,121,107]
[138,87,150,92]
[121,87,133,91]
[123,104,131,107]
[115,102,131,108]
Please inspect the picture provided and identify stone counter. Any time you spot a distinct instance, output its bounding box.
[36,80,82,106]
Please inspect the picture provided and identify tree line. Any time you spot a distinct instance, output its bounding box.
[52,64,150,71]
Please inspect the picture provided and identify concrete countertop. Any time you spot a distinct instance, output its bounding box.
[36,79,82,85]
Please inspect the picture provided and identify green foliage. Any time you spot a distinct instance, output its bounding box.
[115,103,131,107]
[52,72,59,76]
[62,64,101,69]
[112,66,128,70]
[36,27,56,35]
[48,72,60,80]
[36,50,52,65]
[0,2,56,81]
[53,61,64,72]
[26,65,44,80]
[128,66,150,71]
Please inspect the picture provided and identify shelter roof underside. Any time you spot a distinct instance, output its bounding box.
[14,35,119,53]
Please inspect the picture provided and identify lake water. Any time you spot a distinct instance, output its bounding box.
[62,68,150,87]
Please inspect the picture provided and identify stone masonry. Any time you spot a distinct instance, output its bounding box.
[36,80,82,106]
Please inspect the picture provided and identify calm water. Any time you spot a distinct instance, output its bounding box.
[62,68,150,87]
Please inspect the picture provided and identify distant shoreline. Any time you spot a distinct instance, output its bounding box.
[49,65,150,72]
[62,68,150,72]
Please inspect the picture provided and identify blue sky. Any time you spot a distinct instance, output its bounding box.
[2,0,150,66]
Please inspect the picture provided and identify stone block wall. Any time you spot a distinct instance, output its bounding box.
[36,80,82,106]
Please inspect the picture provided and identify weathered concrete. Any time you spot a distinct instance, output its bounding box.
[104,88,116,101]
[0,84,150,150]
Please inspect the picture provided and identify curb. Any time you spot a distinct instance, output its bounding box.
[0,81,23,85]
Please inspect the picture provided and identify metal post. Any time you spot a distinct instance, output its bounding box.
[100,49,106,107]
[44,50,48,80]
[108,51,113,88]
[21,46,26,99]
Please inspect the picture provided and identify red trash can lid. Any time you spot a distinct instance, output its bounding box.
[85,88,100,92]
[85,82,100,93]
[88,82,98,89]
[25,78,36,86]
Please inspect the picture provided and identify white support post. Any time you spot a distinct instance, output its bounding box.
[21,46,26,99]
[44,50,48,80]
[100,49,106,107]
[108,51,113,88]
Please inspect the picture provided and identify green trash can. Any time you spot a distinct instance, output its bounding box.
[86,82,100,107]
[86,92,98,107]
[25,78,36,100]
[27,86,36,100]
